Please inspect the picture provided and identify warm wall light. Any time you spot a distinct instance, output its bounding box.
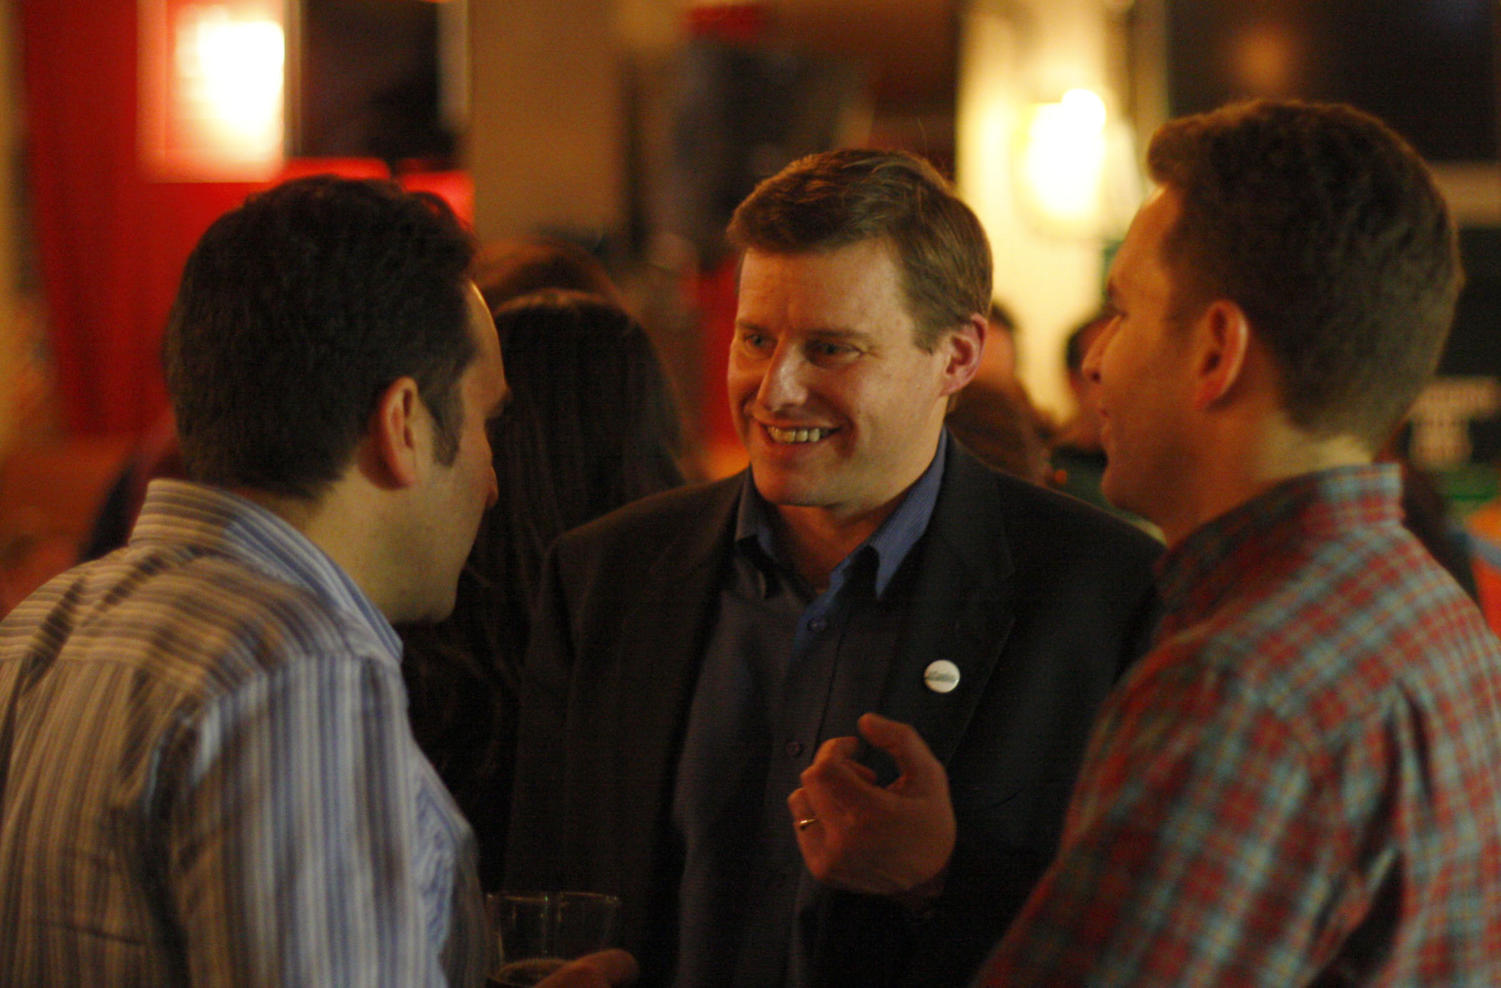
[1010,87,1145,240]
[1016,89,1108,236]
[140,0,285,181]
[178,7,284,151]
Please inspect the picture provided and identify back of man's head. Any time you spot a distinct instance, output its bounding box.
[164,176,476,500]
[1147,99,1462,450]
[726,148,992,351]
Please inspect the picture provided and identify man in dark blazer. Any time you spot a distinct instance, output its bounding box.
[506,149,1160,987]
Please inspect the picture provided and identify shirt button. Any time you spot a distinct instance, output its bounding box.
[809,617,828,632]
[785,740,804,757]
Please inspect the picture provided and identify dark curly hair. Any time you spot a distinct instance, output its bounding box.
[163,175,477,499]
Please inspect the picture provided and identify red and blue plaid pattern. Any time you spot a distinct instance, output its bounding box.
[980,465,1501,985]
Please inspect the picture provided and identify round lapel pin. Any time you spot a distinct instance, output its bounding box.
[923,660,960,694]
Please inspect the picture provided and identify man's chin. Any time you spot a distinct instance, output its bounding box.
[750,471,828,510]
[1100,473,1145,519]
[398,590,458,629]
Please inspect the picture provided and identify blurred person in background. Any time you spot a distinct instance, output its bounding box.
[1046,308,1110,506]
[1047,309,1159,536]
[1383,439,1478,600]
[401,289,686,890]
[946,300,1053,484]
[471,236,623,312]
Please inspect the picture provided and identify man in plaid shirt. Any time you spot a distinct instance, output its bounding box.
[968,99,1501,983]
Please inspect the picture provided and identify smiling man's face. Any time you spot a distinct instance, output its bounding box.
[728,238,968,529]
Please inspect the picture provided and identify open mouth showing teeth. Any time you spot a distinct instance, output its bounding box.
[765,425,833,444]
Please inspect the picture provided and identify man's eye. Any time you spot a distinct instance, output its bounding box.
[808,341,855,359]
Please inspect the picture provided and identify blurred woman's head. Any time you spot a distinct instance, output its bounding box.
[484,288,684,571]
[399,286,686,890]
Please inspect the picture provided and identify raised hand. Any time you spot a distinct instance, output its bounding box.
[787,712,955,899]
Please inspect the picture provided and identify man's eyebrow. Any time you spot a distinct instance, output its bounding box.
[807,327,880,349]
[731,321,878,348]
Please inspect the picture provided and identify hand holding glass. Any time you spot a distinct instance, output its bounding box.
[487,891,621,987]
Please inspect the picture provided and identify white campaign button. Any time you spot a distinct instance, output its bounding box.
[923,660,961,694]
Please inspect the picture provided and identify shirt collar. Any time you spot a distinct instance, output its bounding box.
[131,478,404,661]
[734,432,949,599]
[1155,463,1403,626]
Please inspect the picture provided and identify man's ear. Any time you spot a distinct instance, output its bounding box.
[1192,300,1251,410]
[938,313,987,396]
[367,376,424,489]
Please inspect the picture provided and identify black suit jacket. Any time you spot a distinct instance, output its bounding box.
[506,440,1161,986]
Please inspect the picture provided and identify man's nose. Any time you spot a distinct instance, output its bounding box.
[1083,318,1117,384]
[756,344,809,409]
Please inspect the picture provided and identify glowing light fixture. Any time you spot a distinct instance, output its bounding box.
[140,0,285,180]
[1014,88,1113,238]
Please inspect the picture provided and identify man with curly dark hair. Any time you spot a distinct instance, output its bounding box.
[0,177,633,987]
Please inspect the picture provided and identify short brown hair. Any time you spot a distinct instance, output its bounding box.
[726,148,992,350]
[1147,99,1462,449]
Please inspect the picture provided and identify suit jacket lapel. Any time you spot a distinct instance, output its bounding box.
[879,443,1016,767]
[615,474,741,704]
[610,475,742,929]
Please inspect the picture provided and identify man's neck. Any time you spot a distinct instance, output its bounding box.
[233,485,317,534]
[234,478,405,621]
[756,434,947,593]
[770,502,895,595]
[1163,426,1373,548]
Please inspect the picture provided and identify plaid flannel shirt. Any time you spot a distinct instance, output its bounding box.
[980,465,1501,985]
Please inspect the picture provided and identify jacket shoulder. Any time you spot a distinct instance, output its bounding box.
[552,474,740,561]
[946,448,1161,567]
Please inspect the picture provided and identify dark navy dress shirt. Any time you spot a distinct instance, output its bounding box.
[670,440,948,987]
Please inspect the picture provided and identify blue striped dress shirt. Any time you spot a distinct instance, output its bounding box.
[0,479,487,985]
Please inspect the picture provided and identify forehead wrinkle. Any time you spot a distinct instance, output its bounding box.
[735,316,874,345]
[807,326,876,344]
